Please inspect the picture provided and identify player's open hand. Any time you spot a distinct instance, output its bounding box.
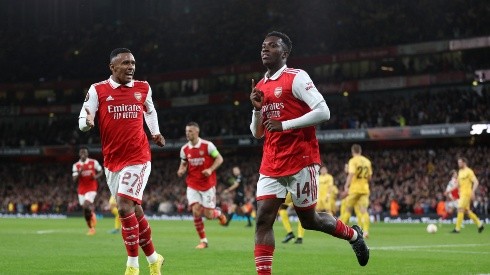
[250,79,263,111]
[152,134,165,147]
[263,119,283,132]
[85,108,95,128]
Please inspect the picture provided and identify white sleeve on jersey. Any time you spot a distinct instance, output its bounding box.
[282,70,330,131]
[72,163,79,177]
[207,141,218,155]
[179,146,187,162]
[93,159,102,172]
[143,86,161,136]
[250,109,264,138]
[78,85,99,132]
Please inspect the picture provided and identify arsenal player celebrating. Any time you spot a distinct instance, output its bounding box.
[78,48,165,275]
[177,122,227,249]
[72,146,103,236]
[250,32,369,274]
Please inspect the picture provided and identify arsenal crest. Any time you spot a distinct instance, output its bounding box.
[274,87,282,98]
[134,92,142,101]
[199,150,204,156]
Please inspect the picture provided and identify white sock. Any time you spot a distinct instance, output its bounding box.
[350,230,358,242]
[127,256,139,268]
[200,238,208,243]
[146,251,158,264]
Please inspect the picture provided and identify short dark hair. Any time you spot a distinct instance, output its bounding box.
[458,157,468,165]
[110,48,132,62]
[266,31,292,54]
[186,121,200,129]
[351,144,362,154]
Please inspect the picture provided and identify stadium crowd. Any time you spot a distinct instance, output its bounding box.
[0,86,488,148]
[1,146,488,220]
[1,1,489,225]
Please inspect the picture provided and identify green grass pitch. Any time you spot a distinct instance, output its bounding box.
[0,217,488,274]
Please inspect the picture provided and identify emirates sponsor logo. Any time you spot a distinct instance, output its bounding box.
[274,87,282,98]
[134,92,142,101]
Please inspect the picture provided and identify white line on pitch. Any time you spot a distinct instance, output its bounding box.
[419,249,490,255]
[36,230,58,234]
[371,243,489,250]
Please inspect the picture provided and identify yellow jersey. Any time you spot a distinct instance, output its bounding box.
[457,167,476,197]
[348,155,372,194]
[319,173,334,201]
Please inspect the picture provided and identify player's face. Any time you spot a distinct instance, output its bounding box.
[261,36,288,68]
[79,149,88,161]
[457,159,465,169]
[320,167,327,174]
[232,167,240,176]
[185,126,199,142]
[110,53,135,84]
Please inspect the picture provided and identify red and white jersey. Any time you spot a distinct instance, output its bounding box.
[255,66,322,177]
[72,158,102,194]
[80,77,156,172]
[180,138,219,191]
[446,177,459,200]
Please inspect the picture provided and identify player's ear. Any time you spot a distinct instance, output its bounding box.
[282,51,289,59]
[109,63,114,72]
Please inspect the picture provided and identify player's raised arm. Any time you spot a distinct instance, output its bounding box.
[250,79,265,138]
[281,70,330,131]
[78,86,98,132]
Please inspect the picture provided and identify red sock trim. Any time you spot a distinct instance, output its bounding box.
[254,244,274,275]
[194,216,206,239]
[332,219,354,241]
[120,213,139,257]
[138,215,155,256]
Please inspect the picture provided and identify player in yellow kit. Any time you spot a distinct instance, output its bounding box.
[108,195,121,234]
[316,166,336,215]
[451,157,484,233]
[279,192,305,244]
[340,144,372,238]
[340,164,362,221]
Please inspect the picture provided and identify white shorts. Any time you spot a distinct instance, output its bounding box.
[187,186,217,209]
[105,161,151,205]
[78,191,97,205]
[446,200,458,209]
[256,164,319,210]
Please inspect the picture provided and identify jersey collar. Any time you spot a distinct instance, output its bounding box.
[264,65,287,82]
[108,76,135,89]
[188,138,202,148]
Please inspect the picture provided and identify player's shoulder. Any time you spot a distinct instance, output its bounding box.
[133,80,149,85]
[92,79,110,87]
[200,139,213,146]
[180,142,191,150]
[284,67,303,75]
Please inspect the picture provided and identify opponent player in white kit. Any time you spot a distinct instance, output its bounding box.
[250,32,369,274]
[79,48,165,275]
